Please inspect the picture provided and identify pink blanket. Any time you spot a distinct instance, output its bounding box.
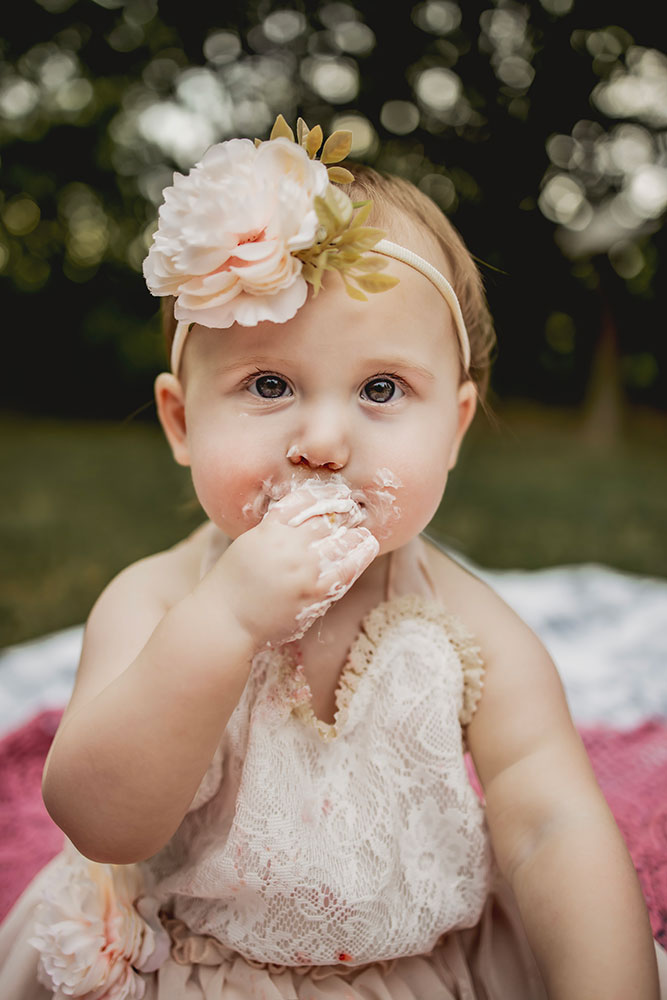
[1,709,665,946]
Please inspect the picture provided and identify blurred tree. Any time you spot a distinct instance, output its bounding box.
[1,0,665,419]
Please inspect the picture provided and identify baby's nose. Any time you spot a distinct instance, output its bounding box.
[287,410,350,471]
[287,450,344,471]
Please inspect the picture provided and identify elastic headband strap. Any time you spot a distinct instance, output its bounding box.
[170,241,471,374]
[373,240,471,371]
[171,321,189,376]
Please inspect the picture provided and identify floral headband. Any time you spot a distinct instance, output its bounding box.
[143,115,471,374]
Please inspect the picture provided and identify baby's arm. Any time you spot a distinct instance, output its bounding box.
[42,497,376,866]
[466,587,660,999]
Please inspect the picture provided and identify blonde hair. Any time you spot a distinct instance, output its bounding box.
[343,163,496,399]
[160,162,496,399]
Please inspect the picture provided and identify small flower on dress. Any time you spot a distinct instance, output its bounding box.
[28,839,171,1000]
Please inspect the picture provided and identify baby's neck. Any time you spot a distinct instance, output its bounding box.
[299,550,390,654]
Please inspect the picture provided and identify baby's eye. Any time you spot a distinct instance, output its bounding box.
[361,378,405,404]
[248,374,292,399]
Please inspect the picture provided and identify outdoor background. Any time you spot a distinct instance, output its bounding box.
[1,0,666,647]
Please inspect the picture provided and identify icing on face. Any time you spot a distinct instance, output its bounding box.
[242,469,403,640]
[253,469,402,531]
[352,468,403,540]
[260,473,402,640]
[292,528,379,638]
[280,478,365,530]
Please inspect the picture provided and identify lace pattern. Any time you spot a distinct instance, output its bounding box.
[272,595,485,742]
[143,593,491,967]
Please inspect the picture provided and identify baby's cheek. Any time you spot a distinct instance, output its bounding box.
[189,439,266,535]
[374,458,449,549]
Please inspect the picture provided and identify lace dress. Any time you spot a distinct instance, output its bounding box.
[0,529,546,1000]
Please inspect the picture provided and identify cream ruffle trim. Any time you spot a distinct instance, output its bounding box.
[283,594,485,741]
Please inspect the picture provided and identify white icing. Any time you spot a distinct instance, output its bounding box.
[267,475,364,528]
[241,477,278,522]
[262,477,382,640]
[241,469,402,638]
[374,467,403,488]
[353,468,403,540]
[293,529,380,638]
[287,496,363,527]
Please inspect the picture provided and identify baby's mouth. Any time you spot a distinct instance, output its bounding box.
[270,474,367,529]
[241,474,360,525]
[241,470,402,538]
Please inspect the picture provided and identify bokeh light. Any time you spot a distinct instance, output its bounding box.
[380,100,420,136]
[0,78,40,119]
[58,183,109,270]
[415,66,462,112]
[263,10,307,45]
[538,0,573,14]
[608,240,644,279]
[627,166,667,219]
[301,56,359,103]
[412,1,462,36]
[480,6,535,96]
[330,112,377,157]
[3,196,41,236]
[593,47,667,127]
[203,31,242,66]
[539,174,591,228]
[418,173,457,211]
[332,21,375,56]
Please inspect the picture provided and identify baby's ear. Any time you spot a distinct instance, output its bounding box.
[447,380,477,471]
[154,372,190,467]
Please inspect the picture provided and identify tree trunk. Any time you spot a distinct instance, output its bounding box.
[580,264,626,449]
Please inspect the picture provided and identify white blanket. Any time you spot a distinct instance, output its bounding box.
[1,560,666,739]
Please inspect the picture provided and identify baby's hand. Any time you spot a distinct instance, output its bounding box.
[203,483,379,649]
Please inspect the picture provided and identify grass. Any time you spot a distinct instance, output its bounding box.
[1,402,665,648]
[432,401,667,576]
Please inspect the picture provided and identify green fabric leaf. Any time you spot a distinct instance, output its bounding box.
[306,125,323,158]
[321,130,353,164]
[296,117,309,147]
[270,114,295,142]
[355,273,400,293]
[327,165,355,184]
[344,281,368,301]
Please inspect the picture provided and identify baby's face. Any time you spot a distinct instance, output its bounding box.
[166,250,476,556]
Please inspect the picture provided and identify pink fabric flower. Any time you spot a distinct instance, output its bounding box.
[143,136,330,329]
[28,839,170,999]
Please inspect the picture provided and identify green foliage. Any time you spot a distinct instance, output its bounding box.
[1,0,666,416]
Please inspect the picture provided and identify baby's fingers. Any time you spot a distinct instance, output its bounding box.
[313,527,380,610]
[292,528,378,639]
[314,526,379,581]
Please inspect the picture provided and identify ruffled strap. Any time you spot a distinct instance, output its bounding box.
[353,593,485,727]
[445,612,485,726]
[401,535,485,725]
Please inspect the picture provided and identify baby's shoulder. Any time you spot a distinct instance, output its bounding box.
[52,521,220,736]
[421,538,545,668]
[93,520,215,618]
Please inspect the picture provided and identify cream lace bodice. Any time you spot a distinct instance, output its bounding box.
[142,531,491,968]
